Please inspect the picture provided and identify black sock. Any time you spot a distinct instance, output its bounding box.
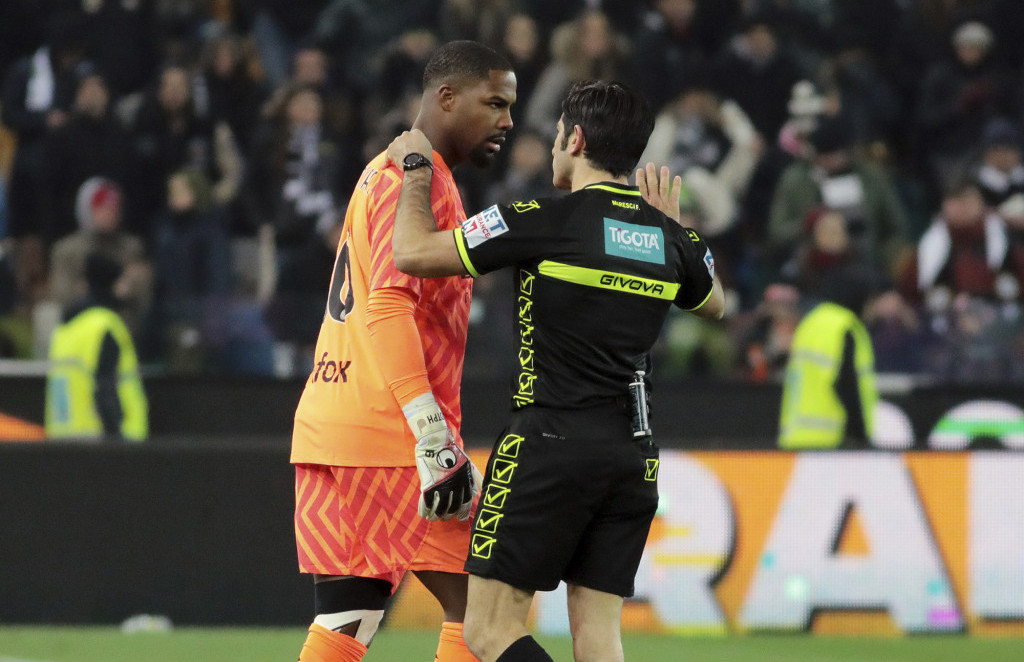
[495,635,554,662]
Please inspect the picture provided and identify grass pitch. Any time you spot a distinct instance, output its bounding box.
[1,626,1024,662]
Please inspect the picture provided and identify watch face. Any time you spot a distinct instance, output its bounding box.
[403,153,430,170]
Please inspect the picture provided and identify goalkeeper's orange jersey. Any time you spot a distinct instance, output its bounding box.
[291,151,472,467]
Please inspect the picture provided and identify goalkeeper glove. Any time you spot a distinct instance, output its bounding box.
[403,393,480,521]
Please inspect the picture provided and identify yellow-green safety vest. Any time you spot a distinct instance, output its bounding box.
[779,302,877,449]
[45,306,148,440]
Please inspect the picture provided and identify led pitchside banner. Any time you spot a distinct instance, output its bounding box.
[389,450,1024,636]
[535,451,1024,636]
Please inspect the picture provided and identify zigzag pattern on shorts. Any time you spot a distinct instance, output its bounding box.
[295,464,429,584]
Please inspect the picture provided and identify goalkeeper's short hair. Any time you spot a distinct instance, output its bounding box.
[422,40,512,90]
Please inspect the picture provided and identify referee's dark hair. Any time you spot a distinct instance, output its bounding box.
[423,40,513,89]
[560,80,655,178]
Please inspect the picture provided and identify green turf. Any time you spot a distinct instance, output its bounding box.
[1,627,1023,662]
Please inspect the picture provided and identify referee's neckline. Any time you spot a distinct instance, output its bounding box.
[583,182,640,196]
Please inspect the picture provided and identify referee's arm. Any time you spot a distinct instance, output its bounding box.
[691,275,726,320]
[388,130,468,278]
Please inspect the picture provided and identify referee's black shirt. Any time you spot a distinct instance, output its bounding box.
[455,182,716,410]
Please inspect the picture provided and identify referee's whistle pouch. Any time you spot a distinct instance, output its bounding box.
[628,370,652,438]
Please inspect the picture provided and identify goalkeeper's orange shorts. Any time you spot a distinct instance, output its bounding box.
[294,463,472,591]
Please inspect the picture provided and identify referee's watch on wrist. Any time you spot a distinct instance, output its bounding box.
[403,152,433,172]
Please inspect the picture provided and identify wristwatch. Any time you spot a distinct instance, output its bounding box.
[402,152,433,172]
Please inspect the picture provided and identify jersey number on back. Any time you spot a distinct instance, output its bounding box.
[327,240,355,323]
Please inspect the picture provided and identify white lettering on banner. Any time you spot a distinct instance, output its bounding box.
[971,454,1024,619]
[525,451,1024,636]
[633,455,733,634]
[739,454,960,632]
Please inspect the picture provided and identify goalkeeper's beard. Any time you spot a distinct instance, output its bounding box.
[468,144,498,169]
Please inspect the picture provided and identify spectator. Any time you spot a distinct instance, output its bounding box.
[865,287,932,375]
[916,20,1020,200]
[767,116,910,279]
[438,0,514,45]
[41,73,135,242]
[639,76,762,239]
[246,84,343,364]
[900,179,1017,309]
[129,63,243,234]
[498,13,546,132]
[375,29,439,112]
[193,31,268,153]
[1,13,92,245]
[630,0,713,112]
[741,79,832,297]
[150,167,232,372]
[153,0,227,60]
[0,2,47,76]
[76,0,159,97]
[45,253,148,442]
[237,0,331,89]
[283,43,359,145]
[1002,194,1024,304]
[313,0,441,93]
[49,178,152,342]
[517,0,649,40]
[780,206,858,297]
[485,130,557,205]
[730,283,800,381]
[715,12,806,145]
[0,240,32,359]
[895,178,1022,379]
[971,118,1024,216]
[523,9,631,139]
[815,26,904,153]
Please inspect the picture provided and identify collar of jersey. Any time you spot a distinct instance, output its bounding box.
[431,150,453,178]
[583,182,641,196]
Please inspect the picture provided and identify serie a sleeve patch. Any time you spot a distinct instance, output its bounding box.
[461,205,509,248]
[704,248,716,278]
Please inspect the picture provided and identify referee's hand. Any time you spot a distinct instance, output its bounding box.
[636,162,683,223]
[387,129,434,168]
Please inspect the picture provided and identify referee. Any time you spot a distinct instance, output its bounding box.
[388,80,725,662]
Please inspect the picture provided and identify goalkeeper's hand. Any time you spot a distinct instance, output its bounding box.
[403,393,481,521]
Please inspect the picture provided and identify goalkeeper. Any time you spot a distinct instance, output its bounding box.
[289,41,516,662]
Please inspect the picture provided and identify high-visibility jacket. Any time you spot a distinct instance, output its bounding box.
[779,302,877,449]
[46,306,148,440]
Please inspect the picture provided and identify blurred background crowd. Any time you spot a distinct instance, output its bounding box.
[1,0,1024,383]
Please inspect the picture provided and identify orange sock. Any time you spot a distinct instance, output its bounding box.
[435,621,479,662]
[298,624,368,662]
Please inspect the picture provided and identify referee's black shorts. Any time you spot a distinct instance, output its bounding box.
[464,404,660,597]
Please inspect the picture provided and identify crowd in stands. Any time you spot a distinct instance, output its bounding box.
[1,0,1024,383]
